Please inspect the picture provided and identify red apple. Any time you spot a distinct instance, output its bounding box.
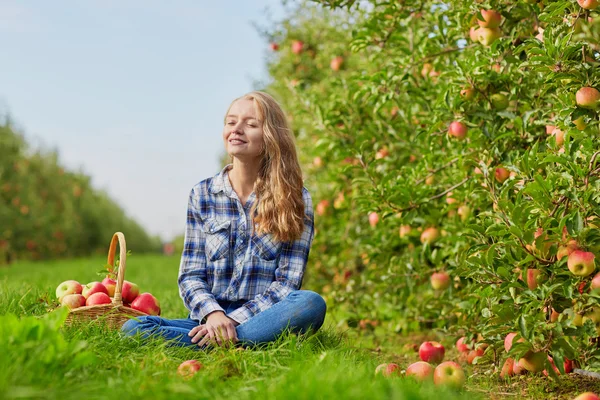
[526,269,544,290]
[574,393,600,400]
[102,277,117,297]
[433,361,466,390]
[420,227,440,245]
[477,9,502,28]
[500,358,515,379]
[558,239,579,261]
[419,341,445,364]
[122,280,140,303]
[130,293,161,316]
[448,121,467,139]
[55,280,83,301]
[291,40,304,55]
[368,212,379,227]
[430,272,451,290]
[568,250,596,277]
[469,27,479,42]
[86,292,112,306]
[576,87,600,109]
[399,225,412,238]
[406,361,434,381]
[375,148,389,159]
[269,42,279,51]
[60,294,86,310]
[82,282,109,299]
[375,363,401,377]
[330,56,344,71]
[178,360,203,379]
[518,350,546,373]
[476,27,502,46]
[316,200,330,216]
[467,347,485,364]
[456,337,472,353]
[495,167,510,183]
[504,332,525,352]
[578,0,599,10]
[591,272,600,291]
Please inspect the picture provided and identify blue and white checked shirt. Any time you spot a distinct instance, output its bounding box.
[178,164,315,326]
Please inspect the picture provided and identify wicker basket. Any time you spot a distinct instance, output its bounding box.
[64,232,147,329]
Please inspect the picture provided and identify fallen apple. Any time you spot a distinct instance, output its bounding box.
[405,361,434,381]
[178,360,203,379]
[375,363,401,377]
[433,361,466,390]
[419,341,445,364]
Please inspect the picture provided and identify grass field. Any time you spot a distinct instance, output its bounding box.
[1,254,599,399]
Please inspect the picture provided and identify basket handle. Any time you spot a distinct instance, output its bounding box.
[107,232,127,305]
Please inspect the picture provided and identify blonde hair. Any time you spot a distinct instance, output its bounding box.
[225,91,306,243]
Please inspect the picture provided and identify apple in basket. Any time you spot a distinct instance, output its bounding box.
[56,280,83,301]
[130,293,161,316]
[82,282,109,299]
[61,294,86,310]
[86,292,112,306]
[101,277,117,297]
[122,280,140,303]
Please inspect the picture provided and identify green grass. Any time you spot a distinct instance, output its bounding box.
[0,255,597,399]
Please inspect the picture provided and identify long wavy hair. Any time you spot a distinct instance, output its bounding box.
[225,91,306,243]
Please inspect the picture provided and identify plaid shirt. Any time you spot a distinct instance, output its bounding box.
[178,164,315,326]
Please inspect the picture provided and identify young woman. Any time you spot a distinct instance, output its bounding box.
[122,91,327,349]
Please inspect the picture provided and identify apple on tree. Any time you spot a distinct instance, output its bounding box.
[577,0,599,10]
[448,121,467,139]
[576,87,600,109]
[430,272,450,290]
[568,250,596,277]
[291,40,304,55]
[477,9,502,28]
[420,227,439,245]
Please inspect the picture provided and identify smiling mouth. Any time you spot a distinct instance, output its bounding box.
[230,139,246,144]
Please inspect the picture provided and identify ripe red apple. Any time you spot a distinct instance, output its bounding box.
[433,361,466,390]
[495,167,510,183]
[526,269,545,290]
[60,294,86,310]
[122,280,140,303]
[576,87,600,109]
[469,26,479,42]
[430,272,451,290]
[330,56,344,71]
[420,227,440,245]
[313,156,323,168]
[86,292,112,306]
[375,363,401,377]
[518,350,546,373]
[578,0,599,10]
[375,148,389,159]
[130,293,161,316]
[406,361,434,381]
[558,239,579,261]
[269,42,279,51]
[591,273,600,291]
[448,121,467,139]
[500,358,515,379]
[477,9,502,28]
[504,332,525,352]
[460,87,475,100]
[476,27,502,46]
[456,337,472,353]
[291,40,304,54]
[568,250,596,277]
[178,360,203,379]
[419,341,445,364]
[55,280,83,301]
[574,393,600,400]
[82,282,109,299]
[467,346,485,364]
[102,277,117,297]
[368,212,379,227]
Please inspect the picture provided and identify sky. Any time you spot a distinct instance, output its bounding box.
[0,1,287,241]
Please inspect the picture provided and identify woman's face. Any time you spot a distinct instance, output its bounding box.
[223,98,265,161]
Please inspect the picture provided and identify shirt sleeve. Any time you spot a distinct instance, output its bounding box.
[178,187,225,322]
[227,188,315,326]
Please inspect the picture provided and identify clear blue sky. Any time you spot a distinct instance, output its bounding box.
[0,1,285,241]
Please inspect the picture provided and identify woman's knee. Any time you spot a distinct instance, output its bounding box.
[290,290,327,322]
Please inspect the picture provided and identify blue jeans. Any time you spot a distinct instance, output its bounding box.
[121,290,326,349]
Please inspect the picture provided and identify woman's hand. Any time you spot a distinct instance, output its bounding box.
[189,311,239,348]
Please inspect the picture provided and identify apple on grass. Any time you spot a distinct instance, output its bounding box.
[430,272,450,290]
[375,363,401,377]
[419,341,445,364]
[86,292,112,306]
[122,280,140,303]
[60,294,86,310]
[102,277,117,297]
[467,347,485,364]
[575,393,600,400]
[178,360,203,379]
[456,337,473,353]
[56,280,83,301]
[433,361,466,390]
[568,250,596,277]
[405,361,434,381]
[131,293,161,316]
[82,282,109,299]
[518,350,546,373]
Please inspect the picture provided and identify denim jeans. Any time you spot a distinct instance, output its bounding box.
[121,290,327,349]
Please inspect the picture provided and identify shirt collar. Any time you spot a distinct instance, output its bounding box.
[208,163,233,195]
